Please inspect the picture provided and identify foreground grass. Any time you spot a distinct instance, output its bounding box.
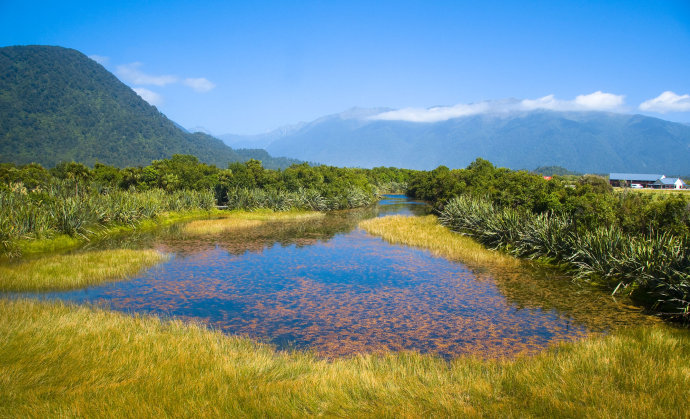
[0,298,688,417]
[0,249,167,292]
[360,215,519,269]
[183,209,325,236]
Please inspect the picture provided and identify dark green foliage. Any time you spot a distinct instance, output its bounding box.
[408,158,689,237]
[232,149,303,170]
[0,45,297,169]
[533,165,581,176]
[214,161,379,209]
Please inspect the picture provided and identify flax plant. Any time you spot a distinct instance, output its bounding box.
[440,195,690,319]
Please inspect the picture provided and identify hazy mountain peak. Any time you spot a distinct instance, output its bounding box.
[233,107,690,173]
[336,107,394,119]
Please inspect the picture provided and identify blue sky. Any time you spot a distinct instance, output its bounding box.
[1,0,689,134]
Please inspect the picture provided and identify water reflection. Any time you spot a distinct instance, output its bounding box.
[18,195,655,359]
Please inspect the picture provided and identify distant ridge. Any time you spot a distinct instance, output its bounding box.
[0,45,299,169]
[223,108,690,173]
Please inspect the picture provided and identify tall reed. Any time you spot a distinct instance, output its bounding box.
[223,186,376,211]
[0,181,216,256]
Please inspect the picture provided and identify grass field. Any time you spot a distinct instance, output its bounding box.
[613,187,690,194]
[1,298,688,417]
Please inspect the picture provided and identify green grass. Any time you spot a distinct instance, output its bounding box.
[1,298,688,417]
[9,209,219,259]
[0,249,167,292]
[359,214,519,269]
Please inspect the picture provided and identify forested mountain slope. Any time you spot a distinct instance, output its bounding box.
[0,45,297,169]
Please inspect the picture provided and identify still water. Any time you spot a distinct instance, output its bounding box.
[28,195,653,359]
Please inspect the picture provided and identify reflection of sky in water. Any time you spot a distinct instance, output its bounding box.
[24,195,650,359]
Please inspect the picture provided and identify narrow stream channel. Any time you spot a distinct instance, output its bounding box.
[15,195,655,359]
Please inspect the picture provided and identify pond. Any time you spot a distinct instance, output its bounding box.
[17,195,655,359]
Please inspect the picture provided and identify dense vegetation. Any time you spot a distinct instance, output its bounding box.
[408,158,689,237]
[0,156,411,256]
[0,45,299,169]
[408,158,690,319]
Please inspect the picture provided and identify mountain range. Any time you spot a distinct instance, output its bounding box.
[221,107,690,174]
[2,45,689,174]
[0,45,299,169]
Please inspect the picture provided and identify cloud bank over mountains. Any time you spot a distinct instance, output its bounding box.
[639,91,690,113]
[370,91,690,123]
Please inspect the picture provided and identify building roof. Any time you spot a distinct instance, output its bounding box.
[609,173,664,182]
[654,177,686,185]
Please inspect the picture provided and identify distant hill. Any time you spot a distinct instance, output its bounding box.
[222,108,690,173]
[0,45,298,169]
[533,165,581,176]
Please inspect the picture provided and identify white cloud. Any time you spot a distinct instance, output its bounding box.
[183,77,216,92]
[574,91,625,110]
[116,62,178,86]
[370,92,626,122]
[639,91,690,113]
[114,62,215,95]
[520,94,561,110]
[372,102,491,122]
[88,54,109,65]
[132,87,163,106]
[521,91,625,112]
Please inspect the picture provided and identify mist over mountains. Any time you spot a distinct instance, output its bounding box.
[221,107,690,174]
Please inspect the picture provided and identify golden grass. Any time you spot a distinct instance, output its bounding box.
[0,249,167,292]
[183,218,263,235]
[183,209,325,236]
[360,215,519,269]
[1,298,688,417]
[613,187,690,195]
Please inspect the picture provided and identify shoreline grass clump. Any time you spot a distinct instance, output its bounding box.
[359,215,519,270]
[183,209,325,236]
[1,298,688,417]
[0,249,167,292]
[439,195,690,320]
